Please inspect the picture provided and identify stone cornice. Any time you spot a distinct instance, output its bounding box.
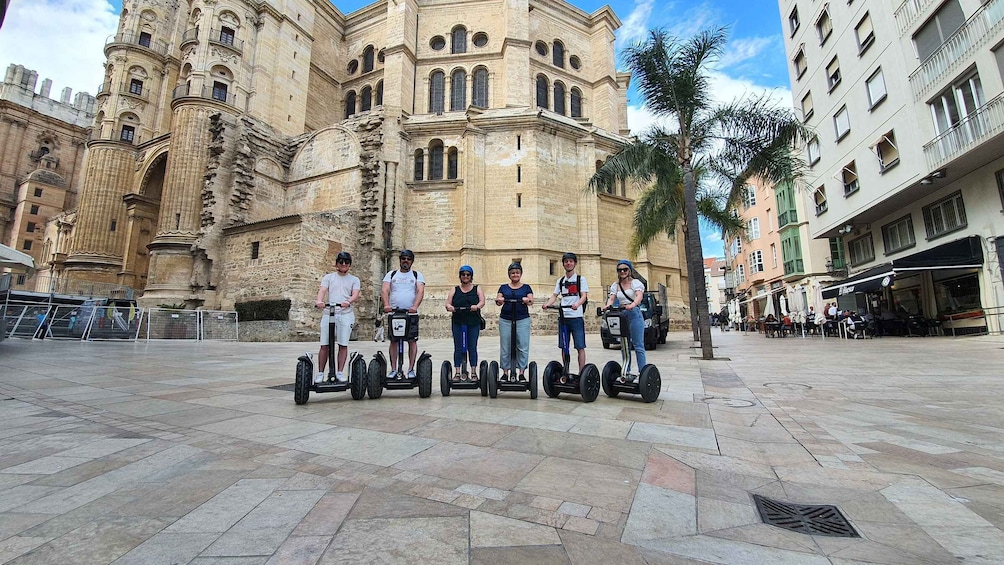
[222,214,302,236]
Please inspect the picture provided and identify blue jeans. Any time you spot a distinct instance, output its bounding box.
[623,307,646,370]
[499,317,530,370]
[452,323,480,370]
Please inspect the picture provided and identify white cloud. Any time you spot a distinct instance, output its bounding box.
[715,35,777,70]
[706,232,722,242]
[615,0,655,49]
[0,0,118,97]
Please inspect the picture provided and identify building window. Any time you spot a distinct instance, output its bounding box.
[882,215,916,254]
[842,161,859,195]
[731,237,742,256]
[922,191,967,239]
[472,68,489,108]
[414,149,424,181]
[451,69,467,111]
[781,230,804,275]
[749,250,764,273]
[829,237,846,270]
[109,219,117,232]
[866,68,887,109]
[219,26,235,46]
[211,81,228,102]
[553,40,565,68]
[360,86,372,112]
[872,131,899,172]
[743,185,757,208]
[570,88,582,118]
[826,57,841,91]
[347,60,359,74]
[807,137,820,165]
[23,240,32,251]
[452,26,467,54]
[250,241,259,260]
[771,243,778,268]
[789,6,800,36]
[814,185,827,215]
[345,91,356,118]
[801,91,813,121]
[362,45,375,73]
[30,205,39,214]
[430,36,446,51]
[736,264,746,283]
[536,75,548,109]
[429,71,445,113]
[996,168,1004,210]
[914,0,965,62]
[848,233,875,266]
[120,125,135,142]
[473,33,488,48]
[129,79,143,95]
[929,72,984,136]
[535,41,548,56]
[375,81,383,106]
[855,13,875,54]
[793,48,807,79]
[27,222,36,233]
[429,142,444,180]
[447,148,458,179]
[748,217,760,240]
[139,32,152,47]
[33,188,43,197]
[833,106,850,141]
[553,82,566,115]
[815,8,832,45]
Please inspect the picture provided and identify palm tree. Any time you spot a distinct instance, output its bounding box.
[594,27,809,359]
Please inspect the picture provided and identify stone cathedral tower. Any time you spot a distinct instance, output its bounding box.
[65,0,690,337]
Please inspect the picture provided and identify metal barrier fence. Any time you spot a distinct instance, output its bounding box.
[2,302,52,339]
[81,305,144,341]
[201,310,240,341]
[945,306,1004,337]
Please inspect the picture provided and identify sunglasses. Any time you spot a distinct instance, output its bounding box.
[337,260,351,265]
[617,267,630,272]
[460,272,472,276]
[399,257,413,261]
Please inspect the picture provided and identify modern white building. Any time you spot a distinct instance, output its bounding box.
[779,0,1004,333]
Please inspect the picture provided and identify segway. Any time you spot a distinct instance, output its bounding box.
[598,306,662,403]
[487,298,538,399]
[367,308,433,398]
[294,305,367,404]
[441,306,488,397]
[541,304,599,402]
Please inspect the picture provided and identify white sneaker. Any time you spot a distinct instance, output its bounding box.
[336,371,347,382]
[388,368,396,380]
[407,370,416,380]
[315,372,325,384]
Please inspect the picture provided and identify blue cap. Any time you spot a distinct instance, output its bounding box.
[617,259,633,270]
[459,265,474,276]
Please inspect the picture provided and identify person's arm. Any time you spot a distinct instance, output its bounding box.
[604,283,616,309]
[315,279,328,309]
[346,285,360,309]
[474,287,485,311]
[496,288,505,306]
[445,287,457,312]
[381,279,392,312]
[411,282,425,312]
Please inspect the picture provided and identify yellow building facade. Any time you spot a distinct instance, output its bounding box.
[61,0,689,336]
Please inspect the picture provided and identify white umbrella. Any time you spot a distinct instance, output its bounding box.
[763,294,776,319]
[779,294,789,317]
[730,299,741,324]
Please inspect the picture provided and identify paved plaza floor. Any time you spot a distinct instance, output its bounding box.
[1,329,1004,564]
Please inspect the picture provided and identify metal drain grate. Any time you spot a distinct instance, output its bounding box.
[267,383,295,391]
[752,495,859,537]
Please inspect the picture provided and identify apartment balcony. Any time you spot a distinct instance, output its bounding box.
[105,31,168,57]
[171,83,237,107]
[120,86,149,101]
[894,0,939,35]
[181,28,199,48]
[208,28,243,55]
[923,92,1004,170]
[777,209,798,228]
[909,0,1004,100]
[783,259,805,279]
[95,82,111,97]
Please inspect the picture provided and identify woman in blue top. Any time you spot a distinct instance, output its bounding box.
[445,265,486,380]
[495,262,533,381]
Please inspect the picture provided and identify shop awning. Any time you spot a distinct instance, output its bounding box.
[891,235,983,270]
[0,243,35,273]
[821,264,894,299]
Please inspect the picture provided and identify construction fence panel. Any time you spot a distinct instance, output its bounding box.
[82,305,143,341]
[144,308,200,340]
[3,303,52,339]
[200,310,239,341]
[45,305,94,340]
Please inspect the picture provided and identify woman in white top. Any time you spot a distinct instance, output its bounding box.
[603,259,647,374]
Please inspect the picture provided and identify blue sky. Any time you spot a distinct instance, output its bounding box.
[0,0,792,257]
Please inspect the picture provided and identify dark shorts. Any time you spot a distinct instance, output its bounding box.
[388,313,419,342]
[560,317,586,350]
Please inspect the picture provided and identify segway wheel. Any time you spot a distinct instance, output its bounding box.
[601,360,621,398]
[294,358,311,405]
[367,357,384,399]
[487,361,499,399]
[528,361,538,399]
[417,356,433,398]
[479,360,489,397]
[579,364,600,403]
[542,360,561,398]
[638,364,662,403]
[440,361,452,397]
[350,356,367,400]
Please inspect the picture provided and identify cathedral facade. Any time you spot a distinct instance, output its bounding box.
[60,0,689,336]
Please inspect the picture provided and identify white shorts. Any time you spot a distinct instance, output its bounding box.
[320,310,354,346]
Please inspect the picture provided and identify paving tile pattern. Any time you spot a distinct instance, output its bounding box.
[1,332,1003,563]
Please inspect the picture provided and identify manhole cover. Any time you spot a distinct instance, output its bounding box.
[267,384,295,391]
[752,494,858,537]
[763,382,813,390]
[700,396,755,408]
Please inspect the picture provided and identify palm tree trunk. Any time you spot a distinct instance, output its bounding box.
[682,163,714,359]
[682,223,700,342]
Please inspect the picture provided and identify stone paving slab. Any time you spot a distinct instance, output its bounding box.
[2,332,1004,563]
